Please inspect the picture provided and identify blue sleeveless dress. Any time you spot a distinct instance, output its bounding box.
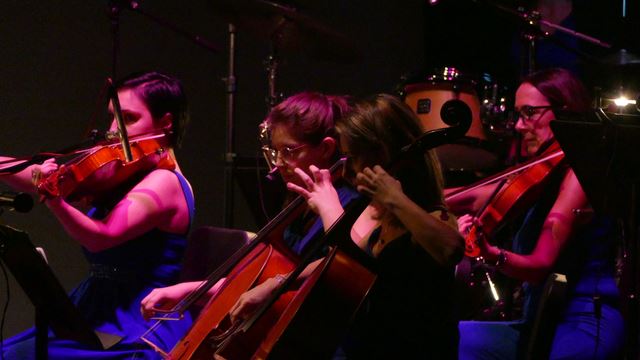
[2,171,195,359]
[459,170,624,359]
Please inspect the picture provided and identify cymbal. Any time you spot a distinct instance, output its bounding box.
[211,0,362,64]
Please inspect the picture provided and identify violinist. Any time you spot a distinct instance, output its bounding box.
[1,71,195,359]
[140,92,359,318]
[455,68,625,359]
[226,94,463,359]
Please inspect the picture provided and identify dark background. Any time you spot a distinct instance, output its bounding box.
[0,0,634,338]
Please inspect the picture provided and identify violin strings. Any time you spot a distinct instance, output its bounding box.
[446,150,564,201]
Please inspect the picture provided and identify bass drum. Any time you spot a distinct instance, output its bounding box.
[399,67,508,186]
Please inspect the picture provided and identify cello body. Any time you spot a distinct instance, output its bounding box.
[167,160,368,359]
[168,241,297,360]
[218,239,376,360]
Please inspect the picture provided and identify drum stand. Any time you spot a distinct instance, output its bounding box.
[222,24,238,227]
[265,46,282,110]
[102,1,240,226]
[480,1,611,76]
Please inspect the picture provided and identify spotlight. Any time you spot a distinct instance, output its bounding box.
[613,96,636,107]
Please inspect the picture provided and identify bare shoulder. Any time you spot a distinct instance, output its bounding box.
[129,169,185,204]
[550,168,588,216]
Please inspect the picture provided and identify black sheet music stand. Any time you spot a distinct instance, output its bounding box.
[0,225,120,359]
[551,111,640,360]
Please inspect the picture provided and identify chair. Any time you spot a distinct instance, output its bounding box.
[524,273,567,360]
[180,226,253,282]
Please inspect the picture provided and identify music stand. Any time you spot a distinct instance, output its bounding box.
[550,111,640,360]
[0,225,120,359]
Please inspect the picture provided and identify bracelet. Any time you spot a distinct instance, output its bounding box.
[495,249,507,267]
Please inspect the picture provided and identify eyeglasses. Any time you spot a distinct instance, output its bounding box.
[262,143,309,168]
[515,105,556,126]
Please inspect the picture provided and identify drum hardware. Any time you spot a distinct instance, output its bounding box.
[476,0,612,75]
[211,0,362,65]
[210,0,361,225]
[100,1,237,226]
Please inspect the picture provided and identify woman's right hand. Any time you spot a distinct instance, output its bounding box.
[140,282,201,321]
[228,276,282,323]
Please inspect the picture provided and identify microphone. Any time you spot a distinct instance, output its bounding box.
[0,192,34,213]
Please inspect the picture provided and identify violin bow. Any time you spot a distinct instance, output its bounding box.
[107,78,133,162]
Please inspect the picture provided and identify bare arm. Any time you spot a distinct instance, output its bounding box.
[45,169,187,252]
[445,181,501,217]
[228,259,323,322]
[357,165,464,267]
[481,169,588,284]
[0,157,58,193]
[141,278,226,321]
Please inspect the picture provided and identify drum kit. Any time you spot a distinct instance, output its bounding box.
[398,67,513,186]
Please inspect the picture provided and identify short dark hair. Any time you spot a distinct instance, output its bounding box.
[116,71,189,147]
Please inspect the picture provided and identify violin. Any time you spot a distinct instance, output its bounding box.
[36,133,175,203]
[448,141,566,257]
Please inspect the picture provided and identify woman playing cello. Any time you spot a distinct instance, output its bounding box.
[140,91,359,319]
[225,94,463,358]
[1,71,195,359]
[455,68,625,359]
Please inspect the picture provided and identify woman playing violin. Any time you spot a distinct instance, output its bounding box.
[456,68,625,359]
[225,94,463,358]
[1,71,195,359]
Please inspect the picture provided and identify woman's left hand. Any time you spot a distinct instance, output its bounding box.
[287,165,343,220]
[356,165,404,209]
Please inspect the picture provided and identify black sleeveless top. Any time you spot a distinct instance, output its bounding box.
[339,228,459,359]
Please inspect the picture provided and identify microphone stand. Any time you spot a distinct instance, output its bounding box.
[223,23,237,227]
[108,1,121,80]
[103,1,233,224]
[112,1,221,54]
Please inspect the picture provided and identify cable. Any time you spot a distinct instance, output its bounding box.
[255,151,272,222]
[0,260,10,360]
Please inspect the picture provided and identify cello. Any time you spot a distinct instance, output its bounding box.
[145,159,352,359]
[162,116,472,359]
[144,101,472,359]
